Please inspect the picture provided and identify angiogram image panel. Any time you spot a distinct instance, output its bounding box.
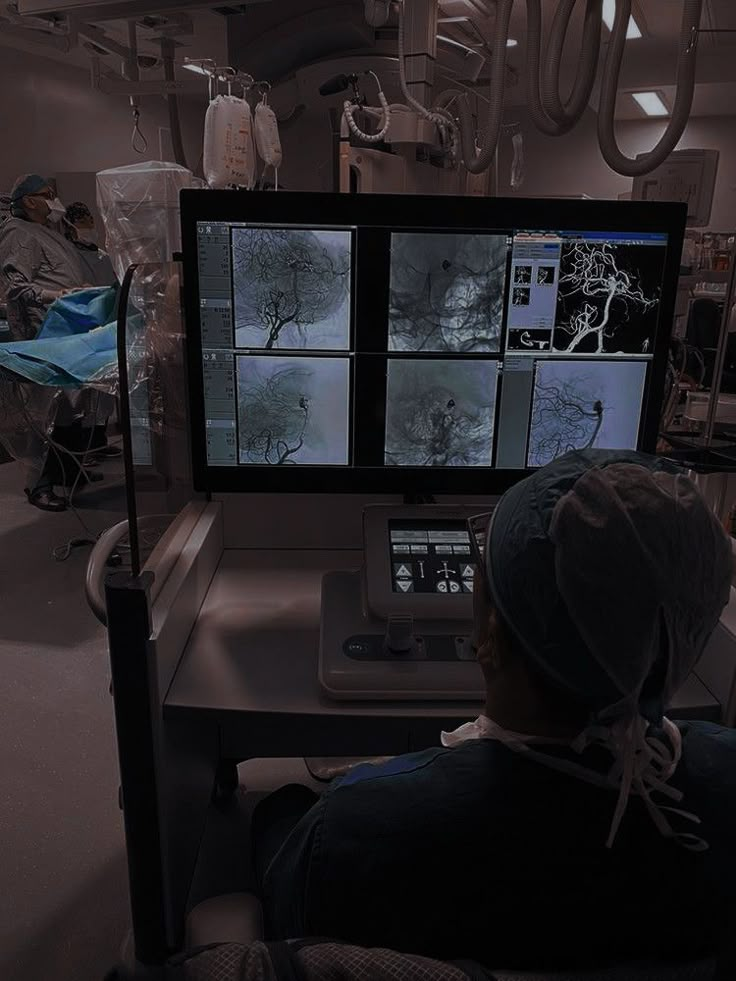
[388,233,507,353]
[553,242,665,355]
[237,355,350,465]
[527,359,647,467]
[385,359,497,467]
[233,228,351,350]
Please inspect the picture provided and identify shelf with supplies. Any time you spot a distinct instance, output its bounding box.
[679,271,731,289]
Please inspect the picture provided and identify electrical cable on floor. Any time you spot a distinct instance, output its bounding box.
[51,418,102,561]
[52,391,121,561]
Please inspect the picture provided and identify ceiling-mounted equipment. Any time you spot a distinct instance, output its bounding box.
[364,0,390,28]
[393,0,704,180]
[16,0,270,16]
[598,0,703,177]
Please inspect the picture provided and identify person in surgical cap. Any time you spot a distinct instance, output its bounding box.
[0,175,92,510]
[252,450,736,970]
[62,201,116,289]
[0,174,89,342]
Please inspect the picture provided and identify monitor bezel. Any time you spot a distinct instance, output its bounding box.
[180,190,686,495]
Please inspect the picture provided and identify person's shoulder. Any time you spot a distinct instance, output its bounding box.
[678,719,736,747]
[676,719,736,783]
[329,747,451,791]
[0,218,35,245]
[328,739,507,794]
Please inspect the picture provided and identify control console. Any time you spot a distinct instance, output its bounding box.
[318,505,487,700]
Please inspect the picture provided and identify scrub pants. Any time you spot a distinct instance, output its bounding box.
[251,784,319,891]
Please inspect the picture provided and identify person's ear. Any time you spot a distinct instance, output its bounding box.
[471,570,491,650]
[476,607,504,683]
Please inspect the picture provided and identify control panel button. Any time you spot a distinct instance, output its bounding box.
[346,639,370,655]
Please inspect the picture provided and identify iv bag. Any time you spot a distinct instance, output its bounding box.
[254,102,283,170]
[203,95,255,189]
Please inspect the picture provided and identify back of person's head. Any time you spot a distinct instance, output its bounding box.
[476,449,732,848]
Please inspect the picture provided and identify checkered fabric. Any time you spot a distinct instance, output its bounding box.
[168,941,714,981]
[169,941,278,981]
[298,941,473,980]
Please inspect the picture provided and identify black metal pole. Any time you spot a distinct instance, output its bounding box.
[106,569,168,967]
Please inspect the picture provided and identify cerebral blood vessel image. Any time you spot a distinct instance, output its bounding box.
[529,374,604,466]
[553,241,663,354]
[239,364,312,463]
[385,360,496,467]
[388,233,507,353]
[233,228,351,350]
[237,356,349,465]
[528,359,647,467]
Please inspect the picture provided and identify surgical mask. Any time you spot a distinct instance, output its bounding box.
[46,198,66,223]
[76,229,99,247]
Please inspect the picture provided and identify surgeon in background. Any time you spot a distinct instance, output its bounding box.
[0,175,91,510]
[254,449,736,970]
[0,175,89,342]
[63,201,116,289]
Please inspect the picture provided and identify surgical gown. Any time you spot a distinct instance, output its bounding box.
[0,218,88,341]
[72,244,117,290]
[258,720,736,969]
[0,219,89,489]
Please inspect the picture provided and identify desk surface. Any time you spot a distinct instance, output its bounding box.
[166,548,484,721]
[164,548,719,727]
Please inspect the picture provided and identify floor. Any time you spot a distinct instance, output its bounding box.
[0,454,328,981]
[0,457,131,981]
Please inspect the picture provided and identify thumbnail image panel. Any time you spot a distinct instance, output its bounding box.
[552,241,665,355]
[527,359,647,467]
[507,328,552,352]
[236,355,350,465]
[388,232,507,353]
[385,359,497,467]
[233,227,351,350]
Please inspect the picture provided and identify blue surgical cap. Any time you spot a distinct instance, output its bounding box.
[486,449,732,723]
[10,174,50,217]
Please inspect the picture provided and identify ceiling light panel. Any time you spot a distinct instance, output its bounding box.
[602,0,642,39]
[631,91,669,116]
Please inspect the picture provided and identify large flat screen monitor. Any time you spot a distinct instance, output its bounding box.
[181,191,686,494]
